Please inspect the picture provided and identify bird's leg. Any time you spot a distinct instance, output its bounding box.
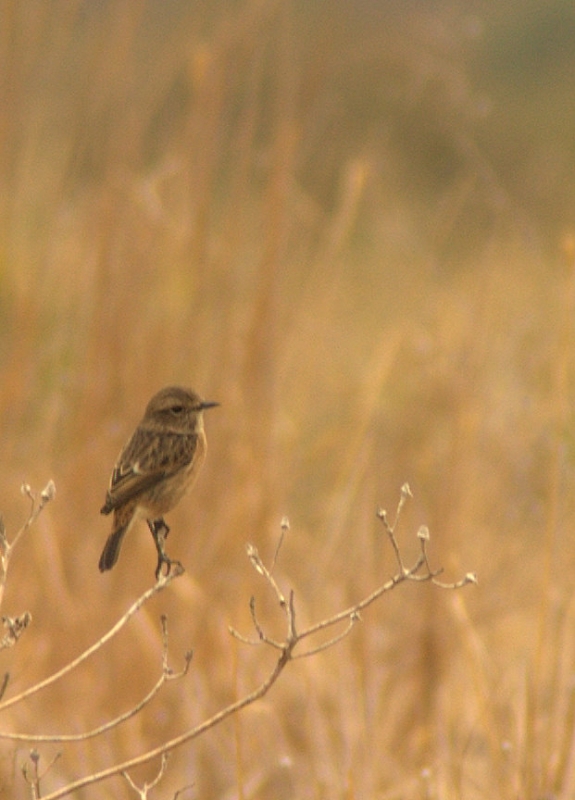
[147,518,182,579]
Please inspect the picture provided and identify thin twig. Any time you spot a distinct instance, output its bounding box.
[236,486,475,655]
[0,481,56,617]
[296,554,426,644]
[376,482,412,573]
[293,613,360,659]
[0,646,192,742]
[247,596,283,649]
[11,482,56,554]
[37,486,474,800]
[246,544,285,606]
[39,641,296,800]
[0,672,9,701]
[173,782,194,799]
[0,566,184,713]
[123,753,170,798]
[271,516,290,572]
[22,750,61,800]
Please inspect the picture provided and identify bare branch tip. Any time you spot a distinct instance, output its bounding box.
[1,612,32,649]
[246,543,265,576]
[417,525,430,541]
[174,783,195,800]
[40,480,56,503]
[228,626,257,645]
[0,672,10,701]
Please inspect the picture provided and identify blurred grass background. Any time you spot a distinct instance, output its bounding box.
[1,0,575,797]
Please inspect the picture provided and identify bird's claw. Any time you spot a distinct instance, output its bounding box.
[148,518,183,580]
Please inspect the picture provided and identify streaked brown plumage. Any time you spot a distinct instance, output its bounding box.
[99,386,218,578]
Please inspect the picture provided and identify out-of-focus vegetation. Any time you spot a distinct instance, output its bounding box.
[1,1,575,797]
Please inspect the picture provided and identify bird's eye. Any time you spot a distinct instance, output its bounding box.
[170,405,184,415]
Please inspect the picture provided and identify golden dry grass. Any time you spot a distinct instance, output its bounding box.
[1,2,575,798]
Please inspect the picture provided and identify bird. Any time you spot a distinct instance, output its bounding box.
[99,386,218,579]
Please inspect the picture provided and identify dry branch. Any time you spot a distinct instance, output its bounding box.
[0,617,192,743]
[0,481,56,638]
[0,564,184,714]
[37,485,475,799]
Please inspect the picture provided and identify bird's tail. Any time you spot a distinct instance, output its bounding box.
[98,525,128,572]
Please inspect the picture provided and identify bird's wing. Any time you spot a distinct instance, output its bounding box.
[100,430,198,514]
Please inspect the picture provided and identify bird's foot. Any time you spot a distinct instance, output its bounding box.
[148,518,183,580]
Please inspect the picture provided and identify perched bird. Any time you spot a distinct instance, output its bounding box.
[99,386,218,578]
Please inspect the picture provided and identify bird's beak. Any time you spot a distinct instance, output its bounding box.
[200,401,220,411]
